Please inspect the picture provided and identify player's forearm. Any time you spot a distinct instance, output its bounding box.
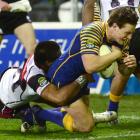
[82,53,121,73]
[41,82,82,106]
[82,0,95,25]
[94,54,120,71]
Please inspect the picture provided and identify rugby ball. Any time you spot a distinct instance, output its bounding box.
[98,44,118,79]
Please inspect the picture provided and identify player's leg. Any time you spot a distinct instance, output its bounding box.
[108,69,129,113]
[105,66,133,125]
[107,27,140,115]
[14,22,36,56]
[64,95,94,132]
[0,11,36,57]
[0,103,15,118]
[31,96,94,132]
[15,104,35,133]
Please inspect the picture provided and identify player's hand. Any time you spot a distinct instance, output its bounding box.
[0,1,11,11]
[118,54,136,75]
[123,54,137,68]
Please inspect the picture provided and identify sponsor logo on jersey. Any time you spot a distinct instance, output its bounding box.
[38,77,48,87]
[86,39,95,49]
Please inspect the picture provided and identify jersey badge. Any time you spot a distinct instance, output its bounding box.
[38,77,48,87]
[85,39,95,49]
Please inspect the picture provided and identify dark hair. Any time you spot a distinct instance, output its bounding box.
[108,7,138,28]
[34,41,61,66]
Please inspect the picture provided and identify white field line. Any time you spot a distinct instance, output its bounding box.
[119,115,140,120]
[88,133,140,140]
[1,115,139,140]
[44,133,140,140]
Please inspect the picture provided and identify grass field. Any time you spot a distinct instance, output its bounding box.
[0,94,140,140]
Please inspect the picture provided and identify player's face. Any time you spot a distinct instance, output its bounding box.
[113,23,135,45]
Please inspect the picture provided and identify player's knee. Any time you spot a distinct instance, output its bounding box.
[79,115,95,132]
[63,113,94,132]
[75,113,95,132]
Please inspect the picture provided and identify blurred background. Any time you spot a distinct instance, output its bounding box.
[29,0,83,22]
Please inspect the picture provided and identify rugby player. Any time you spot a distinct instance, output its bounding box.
[0,6,138,133]
[0,41,116,133]
[0,40,92,131]
[38,6,137,132]
[82,0,140,122]
[0,0,36,56]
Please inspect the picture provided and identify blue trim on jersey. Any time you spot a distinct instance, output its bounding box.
[47,33,86,87]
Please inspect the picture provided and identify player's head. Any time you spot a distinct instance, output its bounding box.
[108,7,138,28]
[107,7,138,45]
[34,41,61,72]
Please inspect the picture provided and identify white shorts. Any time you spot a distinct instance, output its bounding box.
[0,68,38,108]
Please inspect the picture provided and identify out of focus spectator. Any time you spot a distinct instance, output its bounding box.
[29,0,83,22]
[58,0,83,22]
[29,0,40,5]
[30,0,67,21]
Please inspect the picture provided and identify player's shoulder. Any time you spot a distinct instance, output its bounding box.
[81,21,105,33]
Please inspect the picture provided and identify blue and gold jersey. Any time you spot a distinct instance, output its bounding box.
[80,21,105,55]
[47,21,128,87]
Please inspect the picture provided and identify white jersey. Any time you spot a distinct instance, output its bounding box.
[0,55,50,108]
[98,0,140,28]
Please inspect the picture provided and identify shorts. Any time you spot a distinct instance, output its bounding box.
[4,0,19,3]
[129,28,140,67]
[0,104,15,118]
[0,11,31,34]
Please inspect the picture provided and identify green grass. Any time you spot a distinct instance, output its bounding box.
[0,94,140,140]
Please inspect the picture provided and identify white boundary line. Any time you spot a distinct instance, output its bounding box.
[88,133,140,140]
[119,115,140,120]
[41,133,140,140]
[1,115,140,139]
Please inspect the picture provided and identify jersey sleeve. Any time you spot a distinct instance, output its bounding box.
[80,22,103,55]
[28,74,50,95]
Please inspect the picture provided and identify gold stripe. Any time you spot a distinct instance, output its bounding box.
[109,93,123,102]
[93,2,101,21]
[63,113,74,132]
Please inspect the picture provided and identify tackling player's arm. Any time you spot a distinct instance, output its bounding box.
[28,75,87,106]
